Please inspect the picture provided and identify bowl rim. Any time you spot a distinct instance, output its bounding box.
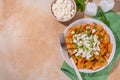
[61,18,116,73]
[50,0,77,22]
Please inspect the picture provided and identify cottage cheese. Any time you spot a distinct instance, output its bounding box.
[72,31,100,59]
[52,0,75,21]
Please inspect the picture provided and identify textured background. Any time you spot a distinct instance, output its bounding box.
[0,0,119,80]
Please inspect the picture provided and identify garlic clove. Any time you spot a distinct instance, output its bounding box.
[85,2,98,17]
[99,0,115,12]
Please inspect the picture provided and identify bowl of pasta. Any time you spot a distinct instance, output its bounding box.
[61,18,116,73]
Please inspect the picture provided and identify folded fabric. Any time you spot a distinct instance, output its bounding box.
[61,12,120,80]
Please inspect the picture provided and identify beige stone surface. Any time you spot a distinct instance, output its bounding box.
[0,0,119,80]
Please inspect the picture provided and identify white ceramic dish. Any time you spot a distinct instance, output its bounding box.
[50,0,77,22]
[61,18,116,73]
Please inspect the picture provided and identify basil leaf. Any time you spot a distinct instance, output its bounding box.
[94,8,110,27]
[75,0,85,12]
[100,15,110,27]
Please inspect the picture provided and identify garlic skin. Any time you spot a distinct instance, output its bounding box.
[99,0,115,12]
[85,2,98,17]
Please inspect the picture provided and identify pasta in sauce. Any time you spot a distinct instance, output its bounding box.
[65,23,112,70]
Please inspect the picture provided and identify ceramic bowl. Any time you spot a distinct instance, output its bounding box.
[61,18,116,73]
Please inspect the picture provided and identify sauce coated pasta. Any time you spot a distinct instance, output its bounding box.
[65,23,112,70]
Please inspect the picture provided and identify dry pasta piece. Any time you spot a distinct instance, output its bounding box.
[107,42,112,53]
[65,37,73,44]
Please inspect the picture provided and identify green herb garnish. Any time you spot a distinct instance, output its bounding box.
[76,56,82,59]
[83,32,87,34]
[93,22,97,24]
[79,38,83,41]
[74,36,77,40]
[91,37,94,43]
[74,44,78,48]
[75,29,79,34]
[99,35,104,40]
[79,28,83,32]
[90,57,95,61]
[101,60,104,63]
[75,0,85,12]
[86,28,91,31]
[80,45,84,48]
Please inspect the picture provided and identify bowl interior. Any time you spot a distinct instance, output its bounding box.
[61,18,116,73]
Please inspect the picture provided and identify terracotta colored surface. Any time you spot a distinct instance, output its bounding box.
[0,0,119,80]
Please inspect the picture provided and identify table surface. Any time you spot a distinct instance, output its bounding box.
[0,0,120,80]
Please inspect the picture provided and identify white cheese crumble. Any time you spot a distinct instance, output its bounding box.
[73,32,100,59]
[52,0,75,21]
[92,29,96,33]
[86,26,90,29]
[71,31,75,34]
[73,49,77,53]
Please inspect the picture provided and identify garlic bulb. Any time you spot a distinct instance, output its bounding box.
[85,2,98,17]
[99,0,115,12]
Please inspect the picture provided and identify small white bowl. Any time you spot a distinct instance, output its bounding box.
[61,18,116,73]
[51,0,77,22]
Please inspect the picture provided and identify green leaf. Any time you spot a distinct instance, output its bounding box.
[74,44,78,48]
[94,8,110,27]
[75,0,85,12]
[100,15,110,27]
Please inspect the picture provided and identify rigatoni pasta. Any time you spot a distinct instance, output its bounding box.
[65,23,112,70]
